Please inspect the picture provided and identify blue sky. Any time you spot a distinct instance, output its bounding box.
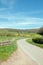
[0,0,43,29]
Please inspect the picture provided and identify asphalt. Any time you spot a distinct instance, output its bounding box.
[17,38,43,65]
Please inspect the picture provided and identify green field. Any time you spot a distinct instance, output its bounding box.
[0,36,13,41]
[0,36,17,61]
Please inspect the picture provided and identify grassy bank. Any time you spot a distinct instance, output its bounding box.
[0,36,13,41]
[0,36,17,61]
[27,38,43,48]
[0,41,17,61]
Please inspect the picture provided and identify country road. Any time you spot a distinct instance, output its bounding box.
[17,38,43,65]
[0,38,37,65]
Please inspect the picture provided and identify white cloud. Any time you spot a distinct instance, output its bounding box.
[1,0,7,4]
[16,10,43,16]
[9,0,14,9]
[0,0,14,9]
[17,22,35,25]
[0,8,8,11]
[0,12,43,28]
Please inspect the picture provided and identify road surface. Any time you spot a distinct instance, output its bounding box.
[0,38,37,65]
[17,38,43,65]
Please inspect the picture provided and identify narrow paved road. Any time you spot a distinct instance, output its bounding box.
[17,38,43,65]
[0,38,37,65]
[1,48,37,65]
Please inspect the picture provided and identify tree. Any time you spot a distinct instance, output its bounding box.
[38,27,43,35]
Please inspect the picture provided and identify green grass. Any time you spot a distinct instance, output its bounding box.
[0,36,13,41]
[0,41,17,61]
[0,36,23,61]
[27,38,43,48]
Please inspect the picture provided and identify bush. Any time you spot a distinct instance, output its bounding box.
[32,36,43,44]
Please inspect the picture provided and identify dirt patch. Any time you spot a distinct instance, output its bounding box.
[0,48,38,65]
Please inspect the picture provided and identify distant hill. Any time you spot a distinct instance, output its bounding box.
[0,28,38,33]
[0,28,38,36]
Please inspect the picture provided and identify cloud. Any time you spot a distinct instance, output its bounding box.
[0,13,43,22]
[0,8,8,11]
[0,11,43,29]
[9,0,14,9]
[15,11,43,17]
[17,20,43,26]
[0,0,14,9]
[1,0,7,4]
[17,21,36,25]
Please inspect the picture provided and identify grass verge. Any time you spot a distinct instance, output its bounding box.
[0,36,13,41]
[0,41,17,61]
[27,38,43,48]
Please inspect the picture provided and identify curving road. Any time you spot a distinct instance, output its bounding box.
[17,38,43,65]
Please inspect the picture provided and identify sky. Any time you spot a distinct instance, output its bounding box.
[0,0,43,29]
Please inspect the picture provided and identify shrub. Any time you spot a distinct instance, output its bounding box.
[32,36,43,44]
